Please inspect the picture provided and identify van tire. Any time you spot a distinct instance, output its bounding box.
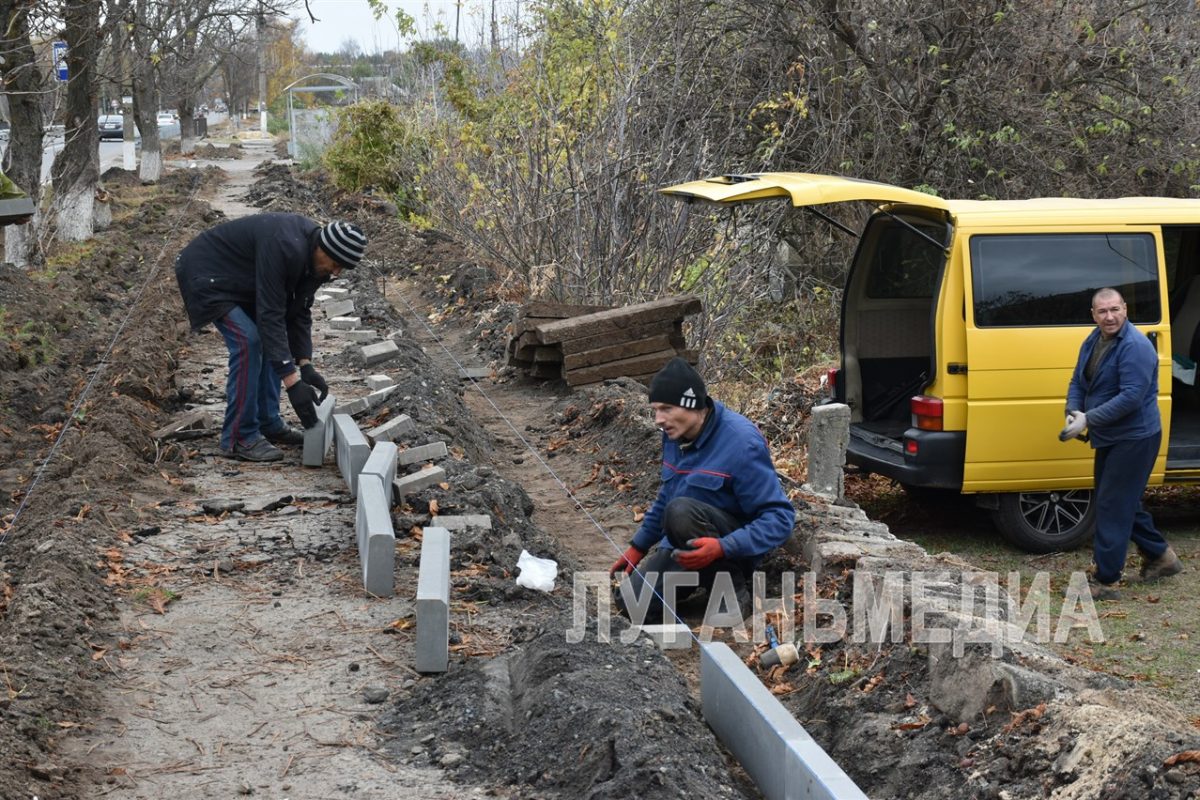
[991,490,1095,553]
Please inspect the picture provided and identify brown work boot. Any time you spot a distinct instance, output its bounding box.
[1088,577,1121,602]
[1139,546,1183,582]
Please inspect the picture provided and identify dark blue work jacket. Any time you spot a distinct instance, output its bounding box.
[1066,319,1161,448]
[175,213,328,372]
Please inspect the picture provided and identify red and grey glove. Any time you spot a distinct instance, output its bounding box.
[675,537,724,570]
[609,545,645,576]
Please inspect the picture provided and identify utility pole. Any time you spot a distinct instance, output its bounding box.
[256,2,267,133]
[454,0,461,44]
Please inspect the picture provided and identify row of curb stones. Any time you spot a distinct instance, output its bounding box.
[304,283,491,674]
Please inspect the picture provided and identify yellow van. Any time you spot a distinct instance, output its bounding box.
[663,173,1200,552]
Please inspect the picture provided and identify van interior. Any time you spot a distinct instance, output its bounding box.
[841,211,945,448]
[1165,227,1200,468]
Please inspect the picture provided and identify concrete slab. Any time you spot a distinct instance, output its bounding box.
[700,642,867,800]
[325,299,356,318]
[320,286,350,299]
[361,442,399,493]
[329,316,361,330]
[637,624,693,650]
[334,397,370,416]
[302,395,337,467]
[332,414,371,496]
[361,340,400,367]
[366,414,414,443]
[341,330,379,343]
[429,514,491,531]
[397,441,448,466]
[394,465,446,497]
[366,374,395,391]
[416,526,451,673]
[458,367,490,380]
[365,385,398,409]
[356,475,395,596]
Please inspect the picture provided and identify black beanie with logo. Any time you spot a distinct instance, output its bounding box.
[648,357,707,410]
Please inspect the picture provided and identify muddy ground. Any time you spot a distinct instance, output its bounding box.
[1,145,1199,800]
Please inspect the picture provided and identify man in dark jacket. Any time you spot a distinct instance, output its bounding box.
[176,213,367,462]
[609,357,796,622]
[1062,287,1182,600]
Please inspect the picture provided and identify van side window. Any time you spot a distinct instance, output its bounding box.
[865,222,945,299]
[970,233,1160,327]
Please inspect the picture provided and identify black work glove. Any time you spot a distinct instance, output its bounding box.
[299,364,328,402]
[286,381,321,429]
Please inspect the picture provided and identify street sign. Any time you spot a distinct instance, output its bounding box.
[52,41,68,81]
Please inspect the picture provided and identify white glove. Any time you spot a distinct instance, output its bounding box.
[1059,411,1087,442]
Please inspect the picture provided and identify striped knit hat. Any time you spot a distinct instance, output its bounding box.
[648,357,707,410]
[318,221,367,269]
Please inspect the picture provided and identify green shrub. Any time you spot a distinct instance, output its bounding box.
[321,99,428,217]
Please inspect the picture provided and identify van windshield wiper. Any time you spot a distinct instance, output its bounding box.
[881,210,952,253]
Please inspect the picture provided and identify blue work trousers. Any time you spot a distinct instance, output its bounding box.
[212,307,286,450]
[1092,431,1168,584]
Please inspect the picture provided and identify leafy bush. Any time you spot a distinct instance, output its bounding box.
[321,99,428,217]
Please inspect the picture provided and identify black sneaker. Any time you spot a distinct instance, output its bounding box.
[221,438,284,462]
[263,425,305,446]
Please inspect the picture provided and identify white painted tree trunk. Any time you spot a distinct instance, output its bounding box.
[3,218,35,267]
[122,139,136,171]
[139,149,162,183]
[53,183,95,242]
[180,135,196,155]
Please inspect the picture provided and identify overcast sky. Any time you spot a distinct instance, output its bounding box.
[289,0,517,55]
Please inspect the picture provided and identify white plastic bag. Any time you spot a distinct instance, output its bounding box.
[515,550,558,592]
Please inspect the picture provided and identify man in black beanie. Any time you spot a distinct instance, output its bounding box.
[609,357,795,622]
[176,214,367,462]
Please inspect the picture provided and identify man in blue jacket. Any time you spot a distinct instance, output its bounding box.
[1061,287,1182,600]
[609,357,795,622]
[176,214,367,462]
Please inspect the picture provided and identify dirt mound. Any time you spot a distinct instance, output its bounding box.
[385,623,753,799]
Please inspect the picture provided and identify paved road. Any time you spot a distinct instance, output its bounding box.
[37,113,225,184]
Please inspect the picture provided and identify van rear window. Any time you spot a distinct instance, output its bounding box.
[970,233,1160,327]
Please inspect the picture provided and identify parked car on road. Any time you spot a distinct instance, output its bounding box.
[97,115,123,140]
[156,112,177,128]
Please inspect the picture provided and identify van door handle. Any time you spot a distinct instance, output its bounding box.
[948,363,968,374]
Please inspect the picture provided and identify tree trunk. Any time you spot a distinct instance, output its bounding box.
[178,99,196,155]
[0,0,46,266]
[50,0,101,242]
[133,1,162,183]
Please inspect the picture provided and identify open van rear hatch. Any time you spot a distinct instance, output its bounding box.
[661,172,951,212]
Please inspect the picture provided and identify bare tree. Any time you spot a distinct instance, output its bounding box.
[49,0,102,242]
[0,0,49,265]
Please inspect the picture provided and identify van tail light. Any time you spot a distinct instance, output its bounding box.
[825,368,839,394]
[911,395,943,431]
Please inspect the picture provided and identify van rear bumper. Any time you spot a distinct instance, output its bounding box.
[847,426,965,489]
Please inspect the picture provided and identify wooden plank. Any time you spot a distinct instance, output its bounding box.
[151,409,213,441]
[559,320,682,356]
[533,345,563,364]
[563,334,673,371]
[519,301,614,319]
[565,348,697,387]
[535,296,702,345]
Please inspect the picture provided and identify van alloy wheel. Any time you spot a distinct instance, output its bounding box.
[991,490,1095,554]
